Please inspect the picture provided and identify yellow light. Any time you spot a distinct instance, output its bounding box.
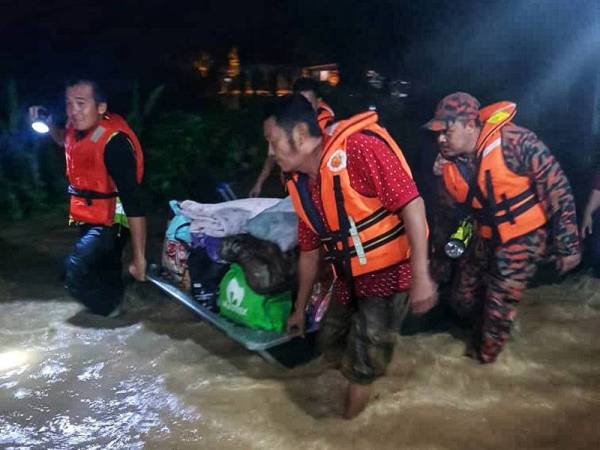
[227,47,240,78]
[328,71,340,87]
[193,52,212,78]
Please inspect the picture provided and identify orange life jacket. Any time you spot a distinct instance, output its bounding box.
[442,102,547,243]
[316,100,335,132]
[65,113,144,226]
[287,111,413,279]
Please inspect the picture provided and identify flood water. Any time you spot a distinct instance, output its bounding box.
[1,215,600,449]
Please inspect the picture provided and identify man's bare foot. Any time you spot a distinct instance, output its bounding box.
[343,383,371,419]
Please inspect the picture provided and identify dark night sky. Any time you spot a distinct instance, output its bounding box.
[0,0,599,107]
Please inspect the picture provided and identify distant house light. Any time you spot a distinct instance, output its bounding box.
[366,70,385,90]
[227,47,240,78]
[327,71,340,87]
[390,79,411,99]
[194,52,212,77]
[302,63,340,87]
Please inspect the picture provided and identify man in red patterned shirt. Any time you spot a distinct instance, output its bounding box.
[263,95,437,418]
[249,78,334,197]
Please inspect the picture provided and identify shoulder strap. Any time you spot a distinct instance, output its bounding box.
[323,111,378,162]
[294,174,328,237]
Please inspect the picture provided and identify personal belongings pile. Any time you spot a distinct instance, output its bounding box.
[161,200,192,285]
[161,196,314,333]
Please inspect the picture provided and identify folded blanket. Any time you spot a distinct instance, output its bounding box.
[189,207,251,237]
[244,197,298,251]
[181,198,281,238]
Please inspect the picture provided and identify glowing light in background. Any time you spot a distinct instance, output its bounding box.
[0,350,33,372]
[227,47,240,78]
[327,71,340,87]
[193,52,212,77]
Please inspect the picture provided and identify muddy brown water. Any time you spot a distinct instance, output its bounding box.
[1,213,599,449]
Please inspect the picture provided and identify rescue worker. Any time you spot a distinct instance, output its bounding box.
[264,94,437,419]
[248,77,334,197]
[425,92,581,363]
[580,171,600,277]
[30,79,147,316]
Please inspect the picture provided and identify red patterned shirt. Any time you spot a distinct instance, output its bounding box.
[298,132,419,304]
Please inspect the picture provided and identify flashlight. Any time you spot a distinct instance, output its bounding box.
[31,107,50,134]
[444,218,473,259]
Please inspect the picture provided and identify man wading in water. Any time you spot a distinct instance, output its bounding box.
[30,79,147,316]
[264,95,437,418]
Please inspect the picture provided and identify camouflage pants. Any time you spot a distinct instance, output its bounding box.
[317,292,410,385]
[451,227,548,363]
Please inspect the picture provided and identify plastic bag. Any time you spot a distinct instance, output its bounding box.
[244,197,298,251]
[218,263,292,332]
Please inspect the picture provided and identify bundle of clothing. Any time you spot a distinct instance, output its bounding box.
[162,196,299,304]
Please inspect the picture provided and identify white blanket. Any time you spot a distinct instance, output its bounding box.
[180,198,281,238]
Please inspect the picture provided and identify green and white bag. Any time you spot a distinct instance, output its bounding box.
[218,263,292,332]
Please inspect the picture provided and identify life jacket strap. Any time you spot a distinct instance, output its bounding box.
[68,185,118,206]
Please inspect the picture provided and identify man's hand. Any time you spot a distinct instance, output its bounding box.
[248,182,263,198]
[286,309,306,337]
[29,106,51,125]
[128,257,147,282]
[556,253,581,275]
[28,105,65,146]
[581,213,593,238]
[409,273,438,315]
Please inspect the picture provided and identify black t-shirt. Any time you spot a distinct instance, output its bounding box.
[103,132,146,217]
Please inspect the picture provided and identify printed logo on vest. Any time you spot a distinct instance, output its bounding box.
[327,149,347,173]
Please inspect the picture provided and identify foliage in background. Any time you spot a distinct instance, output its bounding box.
[144,100,264,203]
[126,81,165,136]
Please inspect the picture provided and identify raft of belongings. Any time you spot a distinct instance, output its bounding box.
[149,197,332,367]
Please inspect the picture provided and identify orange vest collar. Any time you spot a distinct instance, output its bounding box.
[476,101,517,152]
